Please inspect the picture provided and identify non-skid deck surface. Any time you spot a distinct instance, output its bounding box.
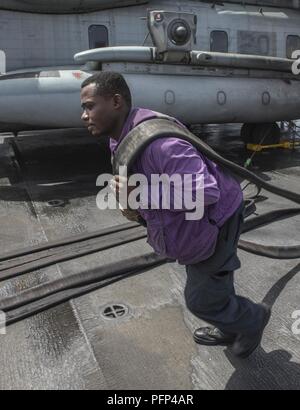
[0,125,299,390]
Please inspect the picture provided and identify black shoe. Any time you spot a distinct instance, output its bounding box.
[231,303,271,359]
[193,327,236,346]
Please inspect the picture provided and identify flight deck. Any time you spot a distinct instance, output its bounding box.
[0,125,299,390]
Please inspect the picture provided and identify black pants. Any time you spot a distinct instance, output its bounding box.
[184,202,264,335]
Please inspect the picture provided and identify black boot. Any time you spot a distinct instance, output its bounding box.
[193,327,236,346]
[231,303,271,359]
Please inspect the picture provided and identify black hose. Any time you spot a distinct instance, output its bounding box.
[0,204,299,326]
[0,204,299,288]
[242,207,300,234]
[238,240,300,259]
[0,120,299,325]
[239,207,300,259]
[243,199,256,219]
[0,253,169,312]
[113,119,300,205]
[0,221,138,263]
[0,226,147,282]
[4,271,146,327]
[0,205,299,328]
[201,145,300,204]
[113,118,300,260]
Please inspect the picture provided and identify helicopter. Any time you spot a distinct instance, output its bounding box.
[0,0,300,145]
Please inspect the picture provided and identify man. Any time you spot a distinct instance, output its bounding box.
[80,71,271,359]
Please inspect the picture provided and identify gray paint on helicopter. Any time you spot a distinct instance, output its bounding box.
[0,1,300,71]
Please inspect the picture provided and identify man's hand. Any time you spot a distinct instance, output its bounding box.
[110,175,135,203]
[110,175,140,222]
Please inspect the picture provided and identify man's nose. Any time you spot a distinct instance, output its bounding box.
[81,110,89,122]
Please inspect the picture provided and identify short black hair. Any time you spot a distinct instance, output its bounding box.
[81,71,132,108]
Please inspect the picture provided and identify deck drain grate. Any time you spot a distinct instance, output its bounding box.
[101,304,129,320]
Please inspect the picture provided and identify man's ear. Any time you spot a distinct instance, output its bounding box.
[112,94,123,109]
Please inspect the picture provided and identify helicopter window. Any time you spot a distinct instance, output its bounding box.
[89,25,109,49]
[287,35,300,59]
[238,31,275,56]
[210,31,228,53]
[258,35,270,55]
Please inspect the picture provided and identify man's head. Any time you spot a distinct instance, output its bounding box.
[80,72,132,139]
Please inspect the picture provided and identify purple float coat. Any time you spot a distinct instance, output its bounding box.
[110,108,243,265]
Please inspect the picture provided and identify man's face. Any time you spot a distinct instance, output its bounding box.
[80,83,120,138]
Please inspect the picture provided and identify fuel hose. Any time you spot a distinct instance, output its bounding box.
[0,204,299,327]
[0,119,299,324]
